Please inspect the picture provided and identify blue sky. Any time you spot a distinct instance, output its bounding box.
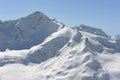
[0,0,120,35]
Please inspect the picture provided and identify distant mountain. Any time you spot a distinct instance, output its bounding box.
[0,11,120,80]
[74,24,109,37]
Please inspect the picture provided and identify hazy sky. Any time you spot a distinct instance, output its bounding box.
[0,0,120,35]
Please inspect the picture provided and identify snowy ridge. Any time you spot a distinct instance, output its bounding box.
[0,11,120,80]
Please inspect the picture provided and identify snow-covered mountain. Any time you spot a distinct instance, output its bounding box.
[0,11,63,51]
[0,11,120,80]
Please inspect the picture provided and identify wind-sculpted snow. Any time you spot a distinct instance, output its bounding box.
[0,11,119,80]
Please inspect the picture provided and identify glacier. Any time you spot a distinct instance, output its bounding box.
[0,11,120,80]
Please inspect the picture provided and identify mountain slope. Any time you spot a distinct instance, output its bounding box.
[0,11,120,80]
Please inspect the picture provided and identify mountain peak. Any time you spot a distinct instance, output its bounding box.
[30,11,44,16]
[0,11,60,51]
[26,11,51,21]
[33,11,42,14]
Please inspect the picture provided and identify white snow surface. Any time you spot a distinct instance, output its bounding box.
[0,11,120,80]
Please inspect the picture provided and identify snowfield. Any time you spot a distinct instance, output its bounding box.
[0,11,120,80]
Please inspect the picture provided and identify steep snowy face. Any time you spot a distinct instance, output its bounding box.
[0,20,19,51]
[0,11,62,51]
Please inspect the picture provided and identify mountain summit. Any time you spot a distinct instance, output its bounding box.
[0,11,120,80]
[0,11,62,51]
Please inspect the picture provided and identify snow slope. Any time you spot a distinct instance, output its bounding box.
[0,11,120,80]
